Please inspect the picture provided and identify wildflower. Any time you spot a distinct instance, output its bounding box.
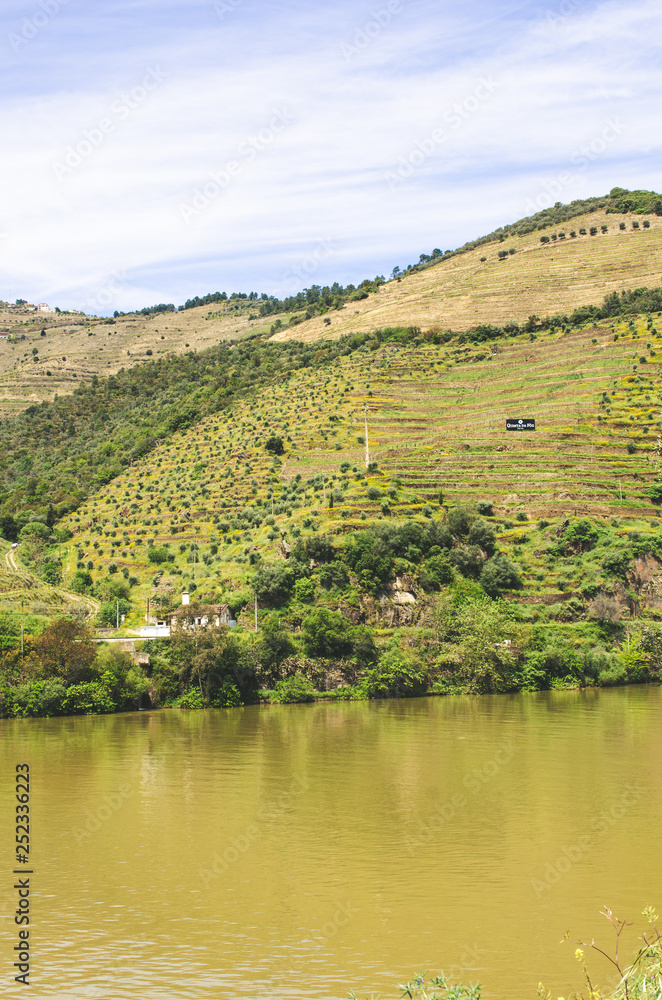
[575,948,584,962]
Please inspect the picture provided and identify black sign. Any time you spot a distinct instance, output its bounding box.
[506,419,536,431]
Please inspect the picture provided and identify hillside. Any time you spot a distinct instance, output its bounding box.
[0,298,272,417]
[8,305,659,631]
[271,208,662,343]
[3,189,662,715]
[1,190,660,417]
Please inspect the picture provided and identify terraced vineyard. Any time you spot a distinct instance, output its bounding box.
[48,306,662,627]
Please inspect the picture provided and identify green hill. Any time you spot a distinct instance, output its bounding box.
[3,189,662,717]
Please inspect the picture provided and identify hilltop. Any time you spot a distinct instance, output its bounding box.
[1,188,660,417]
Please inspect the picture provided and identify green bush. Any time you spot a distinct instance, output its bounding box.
[253,562,294,606]
[564,519,599,552]
[598,662,627,686]
[179,688,204,709]
[64,681,116,715]
[467,518,496,554]
[147,546,169,565]
[449,544,484,578]
[265,435,284,455]
[302,607,353,658]
[294,577,315,603]
[421,553,454,590]
[271,674,315,703]
[210,681,243,707]
[19,521,52,541]
[98,599,132,627]
[480,555,522,597]
[361,643,428,698]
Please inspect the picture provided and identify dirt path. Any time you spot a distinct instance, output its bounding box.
[5,546,19,572]
[3,544,100,614]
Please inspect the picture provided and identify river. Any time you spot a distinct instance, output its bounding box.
[1,686,660,999]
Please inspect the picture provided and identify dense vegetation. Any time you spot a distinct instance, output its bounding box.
[0,332,375,529]
[4,497,662,717]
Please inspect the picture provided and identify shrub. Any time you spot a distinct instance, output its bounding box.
[271,675,315,703]
[467,518,496,555]
[447,504,475,537]
[588,596,622,622]
[294,577,315,603]
[647,479,662,504]
[265,435,284,455]
[598,662,627,686]
[253,562,294,606]
[480,555,522,596]
[147,546,169,564]
[361,643,428,698]
[65,681,116,715]
[602,550,631,579]
[302,607,353,658]
[366,486,382,500]
[179,688,204,709]
[421,553,454,590]
[98,598,132,627]
[448,544,484,578]
[19,522,52,542]
[210,681,243,707]
[564,519,599,553]
[72,570,93,593]
[344,531,394,594]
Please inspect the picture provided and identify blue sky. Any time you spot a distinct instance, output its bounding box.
[1,0,661,314]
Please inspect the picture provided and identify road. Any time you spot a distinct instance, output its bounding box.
[4,544,100,614]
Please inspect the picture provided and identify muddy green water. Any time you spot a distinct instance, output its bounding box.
[1,687,661,1000]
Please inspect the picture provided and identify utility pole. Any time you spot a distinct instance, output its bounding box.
[116,598,119,630]
[364,403,370,469]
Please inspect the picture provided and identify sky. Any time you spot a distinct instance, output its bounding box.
[1,0,661,315]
